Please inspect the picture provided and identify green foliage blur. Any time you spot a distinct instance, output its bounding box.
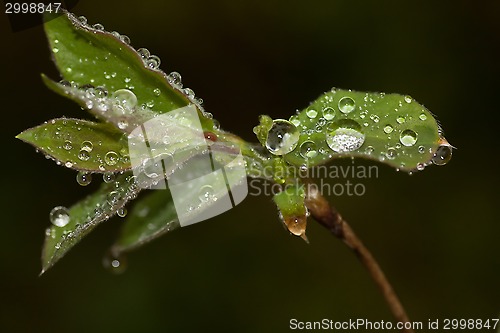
[1,1,499,332]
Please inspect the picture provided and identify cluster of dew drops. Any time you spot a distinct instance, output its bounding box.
[263,90,452,172]
[47,14,220,232]
[53,14,210,133]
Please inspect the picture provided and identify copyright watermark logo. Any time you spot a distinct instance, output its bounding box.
[128,105,247,227]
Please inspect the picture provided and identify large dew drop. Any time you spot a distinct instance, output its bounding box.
[76,172,92,186]
[306,109,318,119]
[112,89,137,110]
[322,107,335,120]
[338,96,356,114]
[326,119,365,153]
[167,72,182,88]
[432,144,453,165]
[400,129,418,147]
[50,206,70,227]
[265,119,300,155]
[103,172,115,183]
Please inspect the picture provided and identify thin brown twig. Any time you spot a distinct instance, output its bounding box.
[305,185,414,333]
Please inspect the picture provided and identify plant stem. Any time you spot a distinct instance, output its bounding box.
[304,185,414,333]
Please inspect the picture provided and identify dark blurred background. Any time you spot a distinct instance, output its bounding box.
[1,1,499,332]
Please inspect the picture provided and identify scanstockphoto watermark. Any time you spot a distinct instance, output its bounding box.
[248,163,379,197]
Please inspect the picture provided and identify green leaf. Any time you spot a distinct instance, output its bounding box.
[16,118,130,172]
[43,10,214,131]
[112,190,180,255]
[281,88,451,172]
[41,172,140,273]
[273,184,308,241]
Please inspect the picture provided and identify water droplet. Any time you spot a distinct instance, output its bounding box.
[167,72,182,87]
[396,116,405,124]
[65,161,73,168]
[399,129,418,146]
[142,159,161,178]
[183,88,195,98]
[265,119,300,155]
[419,113,427,121]
[117,207,127,218]
[289,115,301,127]
[383,125,394,134]
[365,146,374,154]
[112,89,137,109]
[63,140,73,150]
[137,48,150,59]
[431,144,452,166]
[78,16,88,24]
[85,100,93,109]
[306,109,318,119]
[300,141,318,159]
[119,35,131,44]
[52,47,59,53]
[418,145,426,154]
[105,151,119,166]
[95,86,108,97]
[117,120,129,130]
[124,77,131,83]
[322,107,336,120]
[146,55,161,69]
[50,206,70,227]
[107,191,121,206]
[103,172,115,183]
[92,23,104,30]
[404,95,412,103]
[386,148,397,160]
[326,119,365,153]
[416,163,425,171]
[103,251,127,274]
[370,114,380,123]
[153,88,161,96]
[78,150,90,161]
[199,185,215,202]
[338,96,356,114]
[81,141,93,152]
[76,172,92,186]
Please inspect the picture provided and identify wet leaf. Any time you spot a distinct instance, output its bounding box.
[112,190,180,255]
[16,118,130,172]
[43,10,214,131]
[41,172,141,273]
[273,185,308,240]
[281,88,451,172]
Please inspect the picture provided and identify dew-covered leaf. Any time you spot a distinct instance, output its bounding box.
[16,118,130,172]
[43,10,214,131]
[264,88,452,172]
[42,172,140,273]
[111,190,180,255]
